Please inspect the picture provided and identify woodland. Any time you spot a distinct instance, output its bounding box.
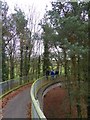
[1,0,90,118]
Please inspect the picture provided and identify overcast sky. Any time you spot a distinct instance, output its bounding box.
[4,0,56,55]
[4,0,54,19]
[4,0,88,18]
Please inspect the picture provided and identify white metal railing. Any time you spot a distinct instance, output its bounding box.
[30,75,88,119]
[30,76,61,119]
[30,76,51,119]
[0,75,34,98]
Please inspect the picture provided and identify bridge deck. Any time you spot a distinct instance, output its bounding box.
[2,85,31,118]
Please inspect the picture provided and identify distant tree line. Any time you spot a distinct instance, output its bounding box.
[1,1,43,81]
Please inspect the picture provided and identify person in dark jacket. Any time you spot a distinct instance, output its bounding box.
[55,70,59,78]
[50,70,55,80]
[46,70,50,80]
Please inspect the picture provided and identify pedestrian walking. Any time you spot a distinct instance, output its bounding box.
[50,70,55,80]
[55,70,59,78]
[46,70,50,80]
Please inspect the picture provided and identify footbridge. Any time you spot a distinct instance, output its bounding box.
[0,76,85,119]
[0,75,64,119]
[30,76,64,119]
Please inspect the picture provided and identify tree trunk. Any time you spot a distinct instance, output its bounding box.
[43,42,50,75]
[87,2,90,118]
[77,55,82,118]
[2,39,9,81]
[71,55,77,81]
[10,53,14,79]
[38,56,41,78]
[20,39,23,84]
[63,49,67,78]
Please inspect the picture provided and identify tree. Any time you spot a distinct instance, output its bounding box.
[41,23,52,74]
[41,1,89,117]
[2,1,9,81]
[13,8,28,83]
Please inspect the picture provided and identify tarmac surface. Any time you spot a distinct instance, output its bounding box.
[2,87,31,118]
[2,78,62,118]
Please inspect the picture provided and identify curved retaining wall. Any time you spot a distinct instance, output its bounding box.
[43,82,62,97]
[30,76,62,119]
[30,76,47,119]
[30,76,87,119]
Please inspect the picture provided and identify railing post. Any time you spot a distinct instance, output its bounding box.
[0,75,33,99]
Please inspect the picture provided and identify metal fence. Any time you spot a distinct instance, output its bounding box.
[30,75,88,119]
[30,76,51,119]
[30,76,62,119]
[0,75,34,98]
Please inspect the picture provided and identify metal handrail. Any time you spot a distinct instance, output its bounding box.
[30,79,46,119]
[30,76,61,119]
[30,76,88,119]
[0,75,34,98]
[30,76,50,119]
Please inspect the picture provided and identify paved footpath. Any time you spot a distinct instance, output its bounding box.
[2,87,31,118]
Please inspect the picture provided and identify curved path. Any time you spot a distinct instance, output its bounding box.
[2,86,31,118]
